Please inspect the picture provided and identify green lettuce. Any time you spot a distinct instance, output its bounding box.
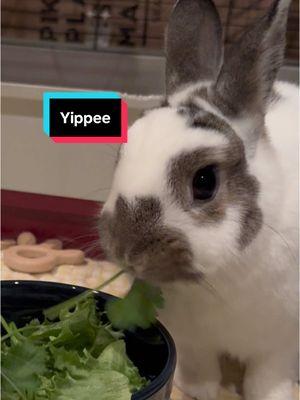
[1,278,163,400]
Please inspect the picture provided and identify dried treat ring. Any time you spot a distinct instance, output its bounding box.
[55,249,85,265]
[3,245,57,273]
[1,239,16,250]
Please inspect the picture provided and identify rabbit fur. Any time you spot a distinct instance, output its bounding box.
[99,0,299,399]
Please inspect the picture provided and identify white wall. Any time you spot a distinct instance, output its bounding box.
[2,69,298,202]
[1,83,161,201]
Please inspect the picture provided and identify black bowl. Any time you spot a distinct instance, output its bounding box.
[1,280,176,400]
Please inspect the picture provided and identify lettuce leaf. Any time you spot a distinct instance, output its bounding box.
[1,298,147,400]
[97,340,147,391]
[1,340,48,398]
[38,370,131,400]
[1,278,163,399]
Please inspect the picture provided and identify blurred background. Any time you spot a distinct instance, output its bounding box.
[1,0,299,204]
[2,0,299,92]
[1,4,299,393]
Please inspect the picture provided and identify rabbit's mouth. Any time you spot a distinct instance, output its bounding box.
[124,254,202,284]
[102,232,199,284]
[117,231,198,284]
[99,196,199,284]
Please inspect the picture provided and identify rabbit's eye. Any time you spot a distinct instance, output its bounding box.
[192,165,217,201]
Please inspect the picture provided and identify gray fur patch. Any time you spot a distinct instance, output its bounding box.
[269,89,281,108]
[167,132,262,249]
[212,0,290,117]
[99,196,198,283]
[180,91,268,154]
[166,0,222,95]
[178,98,235,135]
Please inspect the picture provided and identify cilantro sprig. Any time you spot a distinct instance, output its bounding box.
[106,280,164,331]
[43,270,164,331]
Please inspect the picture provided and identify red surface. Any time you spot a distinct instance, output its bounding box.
[1,190,104,259]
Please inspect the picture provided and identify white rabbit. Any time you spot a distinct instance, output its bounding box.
[99,0,299,399]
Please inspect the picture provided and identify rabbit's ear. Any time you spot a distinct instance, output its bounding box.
[213,0,291,118]
[166,0,223,95]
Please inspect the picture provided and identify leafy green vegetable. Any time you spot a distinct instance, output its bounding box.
[44,270,125,321]
[1,340,48,399]
[38,370,132,400]
[1,298,144,400]
[106,280,164,330]
[1,276,164,400]
[97,341,147,391]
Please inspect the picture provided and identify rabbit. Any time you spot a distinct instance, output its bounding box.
[99,0,299,399]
